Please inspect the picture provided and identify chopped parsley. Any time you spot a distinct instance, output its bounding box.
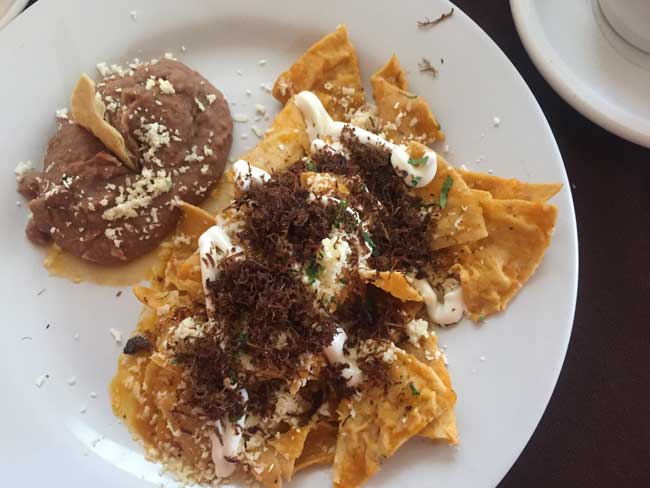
[305,160,316,171]
[362,231,376,255]
[400,91,418,100]
[408,156,429,167]
[305,260,321,284]
[440,175,453,209]
[409,382,420,396]
[410,175,422,187]
[338,199,348,210]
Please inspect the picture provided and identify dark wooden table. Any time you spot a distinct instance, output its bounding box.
[21,0,650,485]
[448,2,650,486]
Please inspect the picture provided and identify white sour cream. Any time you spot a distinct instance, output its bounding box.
[209,388,248,478]
[232,159,271,191]
[198,225,243,314]
[323,328,362,386]
[294,91,437,188]
[412,279,465,325]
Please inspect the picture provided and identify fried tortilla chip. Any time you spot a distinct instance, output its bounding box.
[403,335,459,445]
[70,73,136,169]
[371,55,444,144]
[410,147,488,250]
[295,421,338,472]
[332,350,454,488]
[177,202,215,244]
[250,426,311,488]
[454,191,558,320]
[361,270,423,302]
[458,168,562,202]
[272,25,365,121]
[240,99,310,174]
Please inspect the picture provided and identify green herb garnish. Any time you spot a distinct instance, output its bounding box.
[237,331,249,344]
[305,260,321,284]
[409,382,420,396]
[400,91,419,100]
[410,175,422,187]
[338,199,348,209]
[408,156,429,167]
[305,160,316,171]
[362,231,376,255]
[439,175,453,209]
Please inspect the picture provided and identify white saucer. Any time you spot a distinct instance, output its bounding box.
[511,0,650,149]
[0,0,28,30]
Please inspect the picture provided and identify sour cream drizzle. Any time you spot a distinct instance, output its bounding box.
[209,388,249,478]
[232,159,271,191]
[323,328,362,386]
[295,91,437,188]
[198,224,243,314]
[412,279,465,325]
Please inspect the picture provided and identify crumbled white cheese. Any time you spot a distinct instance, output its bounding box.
[135,122,171,164]
[233,114,249,123]
[145,78,156,90]
[163,52,175,60]
[184,145,205,162]
[251,125,263,138]
[309,231,351,300]
[254,104,266,115]
[102,169,172,221]
[258,59,267,66]
[206,94,217,105]
[174,317,203,340]
[341,86,355,96]
[158,78,175,94]
[203,145,213,157]
[55,108,69,120]
[492,116,501,127]
[406,319,430,345]
[200,164,210,175]
[35,374,49,388]
[14,160,33,182]
[382,347,396,363]
[195,97,205,111]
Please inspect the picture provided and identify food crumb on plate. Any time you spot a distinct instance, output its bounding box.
[130,10,137,21]
[109,328,123,343]
[35,374,50,387]
[67,376,77,386]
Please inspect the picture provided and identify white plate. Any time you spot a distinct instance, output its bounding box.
[511,0,650,149]
[0,0,28,30]
[0,1,578,487]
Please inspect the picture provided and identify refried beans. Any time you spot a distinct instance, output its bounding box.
[18,58,232,265]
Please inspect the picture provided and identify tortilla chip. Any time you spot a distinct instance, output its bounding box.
[362,270,423,302]
[272,25,365,121]
[372,54,409,90]
[411,151,488,250]
[70,73,136,169]
[240,99,310,174]
[177,202,215,243]
[454,191,558,320]
[250,426,311,488]
[458,168,562,202]
[403,335,459,445]
[371,55,444,144]
[294,421,338,472]
[332,350,454,488]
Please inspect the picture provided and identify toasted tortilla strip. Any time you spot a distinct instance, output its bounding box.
[250,426,311,488]
[403,335,459,445]
[410,149,488,250]
[295,421,338,472]
[455,191,558,320]
[272,25,365,121]
[373,54,409,90]
[371,55,444,144]
[332,350,454,488]
[240,99,310,174]
[362,270,423,302]
[70,73,136,169]
[458,168,562,202]
[177,202,215,243]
